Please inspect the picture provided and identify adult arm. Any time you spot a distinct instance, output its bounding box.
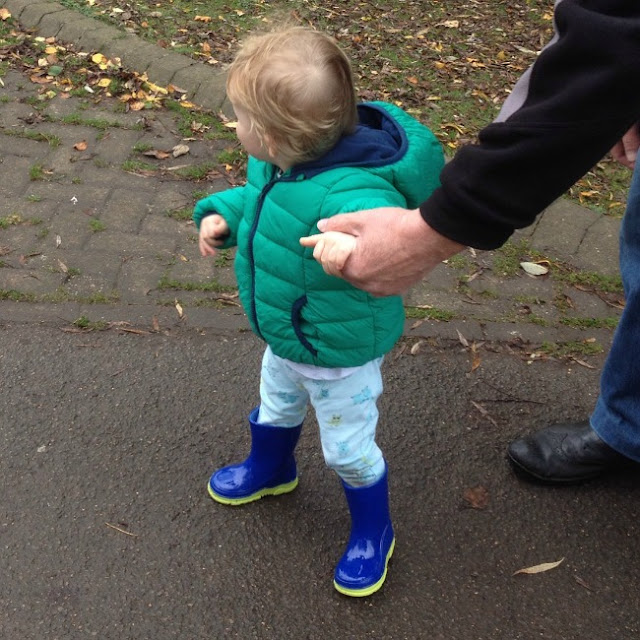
[322,0,640,295]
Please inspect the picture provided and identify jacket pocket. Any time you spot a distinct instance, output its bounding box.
[291,295,318,357]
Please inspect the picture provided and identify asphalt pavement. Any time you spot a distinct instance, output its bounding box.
[1,2,638,640]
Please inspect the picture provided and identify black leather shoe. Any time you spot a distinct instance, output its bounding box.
[507,421,629,483]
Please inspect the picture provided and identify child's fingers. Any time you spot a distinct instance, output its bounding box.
[199,236,217,257]
[299,234,321,248]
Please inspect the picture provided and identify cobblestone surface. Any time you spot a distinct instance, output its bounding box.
[0,0,625,352]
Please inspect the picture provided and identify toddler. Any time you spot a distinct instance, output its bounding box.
[193,26,443,597]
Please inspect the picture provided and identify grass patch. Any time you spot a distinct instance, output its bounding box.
[89,218,107,232]
[492,238,539,277]
[3,129,62,147]
[158,275,237,294]
[405,306,457,321]
[552,267,623,294]
[174,162,218,181]
[0,289,37,302]
[73,315,109,330]
[559,316,619,330]
[539,340,604,358]
[133,141,154,153]
[46,113,140,130]
[29,163,47,181]
[167,207,194,221]
[122,159,157,173]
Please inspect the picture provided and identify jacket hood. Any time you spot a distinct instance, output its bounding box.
[289,103,407,178]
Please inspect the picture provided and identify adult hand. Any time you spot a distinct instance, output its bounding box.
[610,123,639,169]
[301,207,465,297]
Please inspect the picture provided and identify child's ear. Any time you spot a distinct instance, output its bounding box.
[263,134,278,159]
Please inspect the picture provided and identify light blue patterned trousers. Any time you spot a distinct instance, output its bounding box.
[257,347,386,487]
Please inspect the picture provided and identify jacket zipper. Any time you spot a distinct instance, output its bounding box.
[247,170,280,339]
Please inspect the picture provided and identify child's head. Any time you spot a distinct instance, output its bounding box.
[226,26,358,166]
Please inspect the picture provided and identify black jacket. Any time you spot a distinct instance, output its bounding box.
[420,0,640,249]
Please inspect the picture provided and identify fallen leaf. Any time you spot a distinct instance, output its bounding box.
[195,15,213,22]
[172,144,190,158]
[410,340,425,355]
[0,8,11,20]
[520,261,549,276]
[513,558,564,576]
[463,486,489,509]
[456,329,469,348]
[574,575,592,591]
[471,401,498,427]
[73,140,88,151]
[175,300,184,318]
[142,149,171,160]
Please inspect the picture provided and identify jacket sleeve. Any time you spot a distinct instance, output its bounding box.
[420,0,640,250]
[192,186,246,248]
[321,173,409,217]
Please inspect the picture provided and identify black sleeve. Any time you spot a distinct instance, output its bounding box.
[420,0,640,250]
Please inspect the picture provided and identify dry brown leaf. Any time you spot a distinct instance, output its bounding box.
[470,342,481,372]
[513,558,564,576]
[0,8,11,20]
[143,149,171,160]
[175,300,184,318]
[73,140,88,152]
[463,486,489,509]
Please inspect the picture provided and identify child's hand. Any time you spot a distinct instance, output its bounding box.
[199,214,229,257]
[299,231,357,277]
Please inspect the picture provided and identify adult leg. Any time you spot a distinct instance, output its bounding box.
[508,164,640,482]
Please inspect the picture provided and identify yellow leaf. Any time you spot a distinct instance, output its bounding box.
[180,101,196,109]
[0,8,11,20]
[97,78,111,88]
[175,300,184,318]
[129,101,146,111]
[44,46,58,55]
[513,558,564,576]
[91,53,107,65]
[194,15,212,22]
[145,81,168,95]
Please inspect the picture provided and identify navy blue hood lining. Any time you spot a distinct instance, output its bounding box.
[287,103,408,179]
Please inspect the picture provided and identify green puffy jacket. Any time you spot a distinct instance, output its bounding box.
[194,101,444,367]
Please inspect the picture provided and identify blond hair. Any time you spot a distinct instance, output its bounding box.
[226,26,358,163]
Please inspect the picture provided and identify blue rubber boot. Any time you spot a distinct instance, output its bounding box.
[333,467,395,597]
[208,408,302,506]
